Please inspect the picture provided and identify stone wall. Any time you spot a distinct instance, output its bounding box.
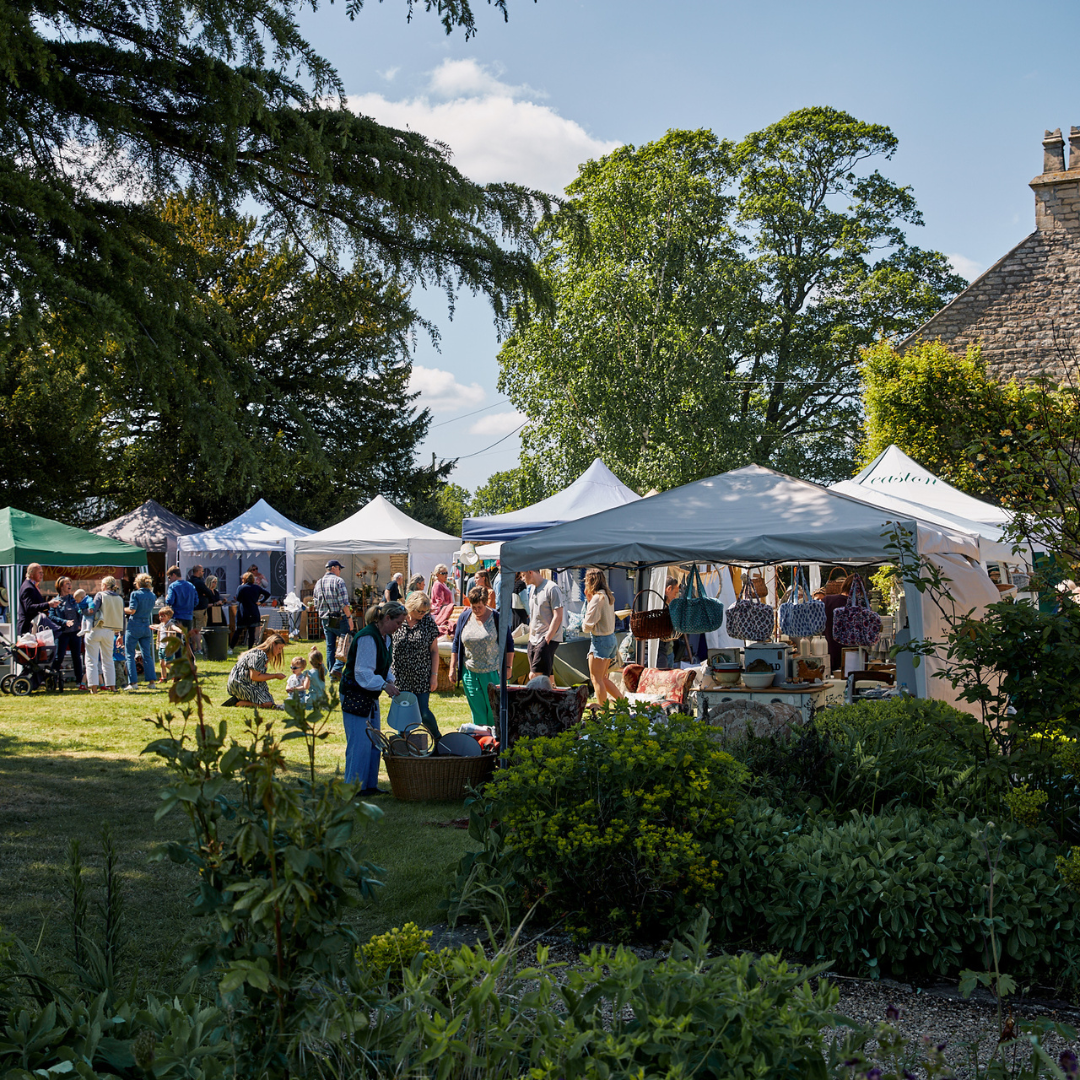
[902,127,1080,383]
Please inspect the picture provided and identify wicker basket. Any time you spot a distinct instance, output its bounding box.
[383,752,496,802]
[629,589,674,640]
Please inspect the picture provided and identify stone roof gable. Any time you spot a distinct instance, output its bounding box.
[902,127,1080,383]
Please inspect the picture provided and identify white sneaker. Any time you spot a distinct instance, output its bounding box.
[123,684,138,692]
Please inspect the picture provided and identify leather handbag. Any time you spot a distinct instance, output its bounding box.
[669,567,725,635]
[629,590,674,641]
[778,565,826,639]
[831,575,882,647]
[725,576,775,642]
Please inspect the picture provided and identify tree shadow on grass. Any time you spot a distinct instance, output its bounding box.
[0,729,195,986]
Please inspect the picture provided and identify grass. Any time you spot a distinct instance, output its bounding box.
[0,639,482,985]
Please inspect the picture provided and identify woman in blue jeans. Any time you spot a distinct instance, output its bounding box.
[123,573,158,690]
[340,601,406,795]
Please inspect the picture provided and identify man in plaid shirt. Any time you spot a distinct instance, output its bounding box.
[312,560,354,676]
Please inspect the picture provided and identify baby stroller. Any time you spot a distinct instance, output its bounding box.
[0,631,63,696]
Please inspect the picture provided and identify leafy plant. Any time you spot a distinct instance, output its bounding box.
[144,677,384,1077]
[354,908,846,1080]
[451,703,747,941]
[713,804,1078,984]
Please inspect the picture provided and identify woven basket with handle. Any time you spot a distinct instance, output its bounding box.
[383,753,496,802]
[629,589,675,641]
[823,567,848,595]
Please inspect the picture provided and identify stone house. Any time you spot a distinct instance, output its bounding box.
[901,127,1080,382]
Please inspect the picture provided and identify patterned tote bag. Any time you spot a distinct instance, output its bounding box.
[778,565,826,639]
[725,574,775,642]
[831,574,882,647]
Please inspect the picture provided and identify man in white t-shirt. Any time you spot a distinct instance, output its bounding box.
[524,569,563,677]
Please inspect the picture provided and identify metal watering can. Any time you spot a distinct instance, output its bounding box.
[386,691,423,733]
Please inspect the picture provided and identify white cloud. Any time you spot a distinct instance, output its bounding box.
[347,59,620,195]
[379,66,400,82]
[408,365,486,413]
[947,253,984,282]
[469,410,525,436]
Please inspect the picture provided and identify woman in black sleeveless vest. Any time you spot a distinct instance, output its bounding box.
[340,600,407,795]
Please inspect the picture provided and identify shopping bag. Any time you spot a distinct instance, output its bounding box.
[335,632,351,662]
[669,567,725,635]
[831,575,882,647]
[725,575,775,642]
[778,565,826,639]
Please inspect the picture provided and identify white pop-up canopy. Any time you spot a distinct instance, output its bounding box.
[848,445,1014,528]
[294,496,459,590]
[177,499,313,597]
[462,458,640,542]
[497,464,998,708]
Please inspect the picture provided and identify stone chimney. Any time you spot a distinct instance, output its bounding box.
[1031,126,1080,232]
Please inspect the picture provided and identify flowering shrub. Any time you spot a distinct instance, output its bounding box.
[356,923,455,991]
[470,703,747,941]
[1059,846,1080,893]
[1005,783,1049,827]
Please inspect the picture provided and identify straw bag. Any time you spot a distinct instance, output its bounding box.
[823,567,848,595]
[751,573,768,599]
[832,575,882,647]
[778,565,826,639]
[629,589,674,641]
[725,576,775,642]
[669,567,725,635]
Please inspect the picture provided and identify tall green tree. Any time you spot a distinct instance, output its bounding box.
[498,110,966,492]
[0,0,551,450]
[861,337,1080,564]
[469,464,548,517]
[0,196,440,527]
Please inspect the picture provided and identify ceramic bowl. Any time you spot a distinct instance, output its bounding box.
[712,668,742,686]
[742,671,776,689]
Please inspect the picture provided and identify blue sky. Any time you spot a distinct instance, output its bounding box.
[296,0,1080,490]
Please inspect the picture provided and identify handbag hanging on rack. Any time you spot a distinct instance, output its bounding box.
[778,564,826,639]
[725,574,775,642]
[823,567,848,595]
[629,589,674,641]
[831,574,882,647]
[669,566,725,635]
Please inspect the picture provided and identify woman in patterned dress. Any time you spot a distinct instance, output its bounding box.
[449,586,514,726]
[390,591,442,740]
[226,634,287,708]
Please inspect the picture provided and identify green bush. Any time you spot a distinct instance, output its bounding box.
[453,704,747,942]
[713,802,1079,982]
[736,697,1001,816]
[354,910,845,1080]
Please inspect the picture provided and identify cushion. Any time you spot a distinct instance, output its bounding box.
[636,667,696,705]
[621,663,645,693]
[487,683,589,748]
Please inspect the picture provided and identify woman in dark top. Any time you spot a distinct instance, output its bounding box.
[230,571,270,651]
[390,591,442,740]
[52,576,85,689]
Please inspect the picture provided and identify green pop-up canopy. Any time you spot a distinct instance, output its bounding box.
[0,507,146,566]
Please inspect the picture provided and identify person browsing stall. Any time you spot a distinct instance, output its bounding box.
[123,572,158,691]
[231,571,270,652]
[582,568,623,705]
[523,569,563,678]
[340,601,407,796]
[164,566,197,635]
[311,559,354,677]
[449,586,514,726]
[390,591,442,740]
[18,563,60,636]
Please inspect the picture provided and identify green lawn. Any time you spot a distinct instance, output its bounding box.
[0,641,481,986]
